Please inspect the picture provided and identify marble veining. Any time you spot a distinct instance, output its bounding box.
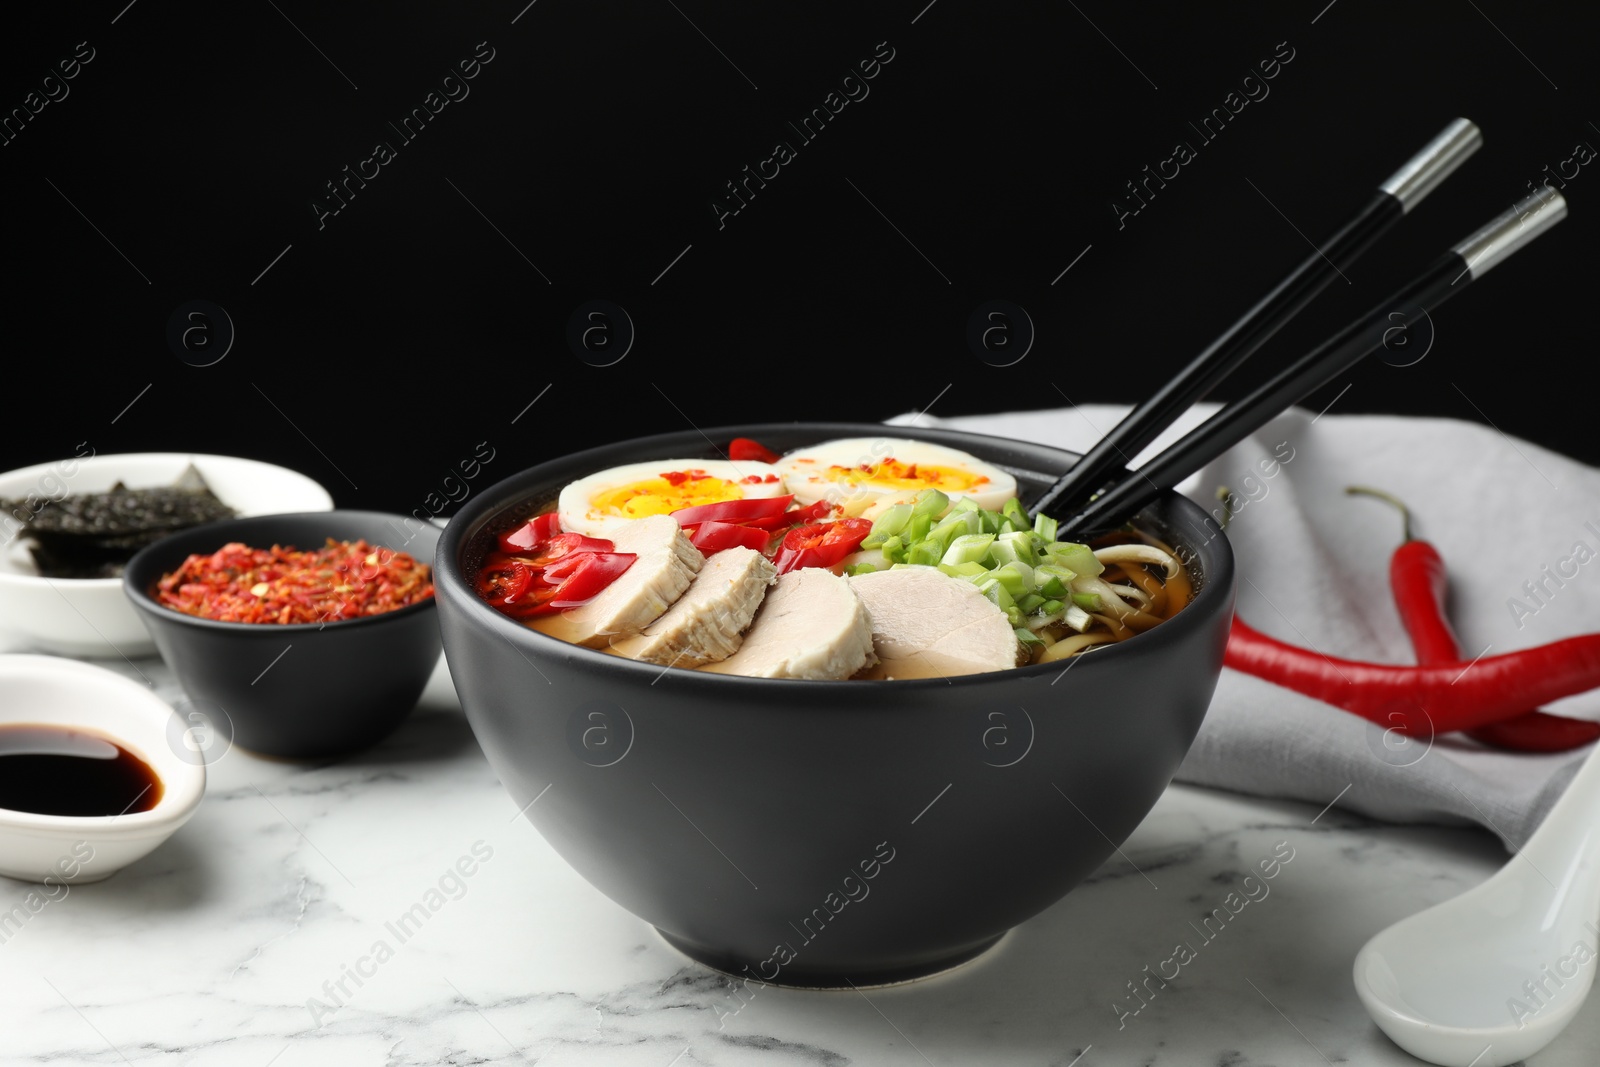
[2,648,1593,1066]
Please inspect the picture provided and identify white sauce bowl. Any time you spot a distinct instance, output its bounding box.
[0,655,205,884]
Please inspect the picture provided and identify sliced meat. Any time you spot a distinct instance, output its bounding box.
[617,547,777,667]
[848,566,1022,678]
[562,515,703,647]
[701,568,875,680]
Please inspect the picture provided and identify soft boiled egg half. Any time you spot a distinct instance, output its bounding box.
[558,459,787,536]
[775,438,1017,515]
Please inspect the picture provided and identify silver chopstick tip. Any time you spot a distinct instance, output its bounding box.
[1451,185,1567,281]
[1380,118,1483,213]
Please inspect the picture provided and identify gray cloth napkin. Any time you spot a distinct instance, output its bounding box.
[888,404,1599,850]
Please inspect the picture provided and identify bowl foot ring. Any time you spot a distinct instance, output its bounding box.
[652,927,1007,989]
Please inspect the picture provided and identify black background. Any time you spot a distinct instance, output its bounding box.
[2,1,1592,513]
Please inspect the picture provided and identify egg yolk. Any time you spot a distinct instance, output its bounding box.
[590,471,744,519]
[820,458,988,492]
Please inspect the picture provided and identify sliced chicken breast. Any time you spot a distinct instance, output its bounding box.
[617,547,777,667]
[562,514,703,647]
[848,566,1022,678]
[702,568,875,680]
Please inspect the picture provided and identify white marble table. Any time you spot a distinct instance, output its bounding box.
[3,651,1592,1067]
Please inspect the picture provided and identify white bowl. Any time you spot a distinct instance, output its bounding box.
[0,655,205,884]
[0,452,334,656]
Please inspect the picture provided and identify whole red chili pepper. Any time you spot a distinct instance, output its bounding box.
[1224,616,1600,737]
[1348,486,1600,752]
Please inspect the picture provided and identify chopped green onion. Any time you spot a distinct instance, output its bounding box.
[905,512,934,546]
[1048,542,1103,577]
[861,503,913,549]
[941,533,995,566]
[976,576,1015,609]
[931,510,979,542]
[1035,562,1076,586]
[912,489,949,518]
[992,561,1035,598]
[976,577,1020,626]
[1000,530,1037,565]
[988,538,1023,566]
[927,517,976,560]
[1015,626,1044,646]
[858,493,1105,629]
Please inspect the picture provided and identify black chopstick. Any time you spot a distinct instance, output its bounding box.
[1031,118,1483,519]
[1055,186,1567,540]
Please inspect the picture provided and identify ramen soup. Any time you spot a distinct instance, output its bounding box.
[473,436,1191,681]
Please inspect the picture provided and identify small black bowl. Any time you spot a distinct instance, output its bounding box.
[124,511,442,759]
[435,423,1236,987]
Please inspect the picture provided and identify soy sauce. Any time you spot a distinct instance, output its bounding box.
[0,724,163,817]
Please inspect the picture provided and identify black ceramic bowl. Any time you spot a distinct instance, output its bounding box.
[436,424,1234,986]
[124,511,442,759]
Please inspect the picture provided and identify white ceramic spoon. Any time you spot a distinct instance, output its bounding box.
[1354,740,1600,1067]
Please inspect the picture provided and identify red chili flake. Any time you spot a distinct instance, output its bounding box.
[688,469,711,480]
[661,471,690,486]
[764,474,779,483]
[903,464,918,479]
[155,539,434,624]
[741,475,764,484]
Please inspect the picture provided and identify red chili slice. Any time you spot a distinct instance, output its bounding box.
[524,533,613,567]
[787,500,836,524]
[504,584,561,617]
[476,553,537,608]
[773,518,874,574]
[741,499,837,531]
[671,495,794,527]
[499,513,563,552]
[545,552,637,610]
[688,520,772,555]
[479,527,633,618]
[728,437,782,464]
[541,549,601,583]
